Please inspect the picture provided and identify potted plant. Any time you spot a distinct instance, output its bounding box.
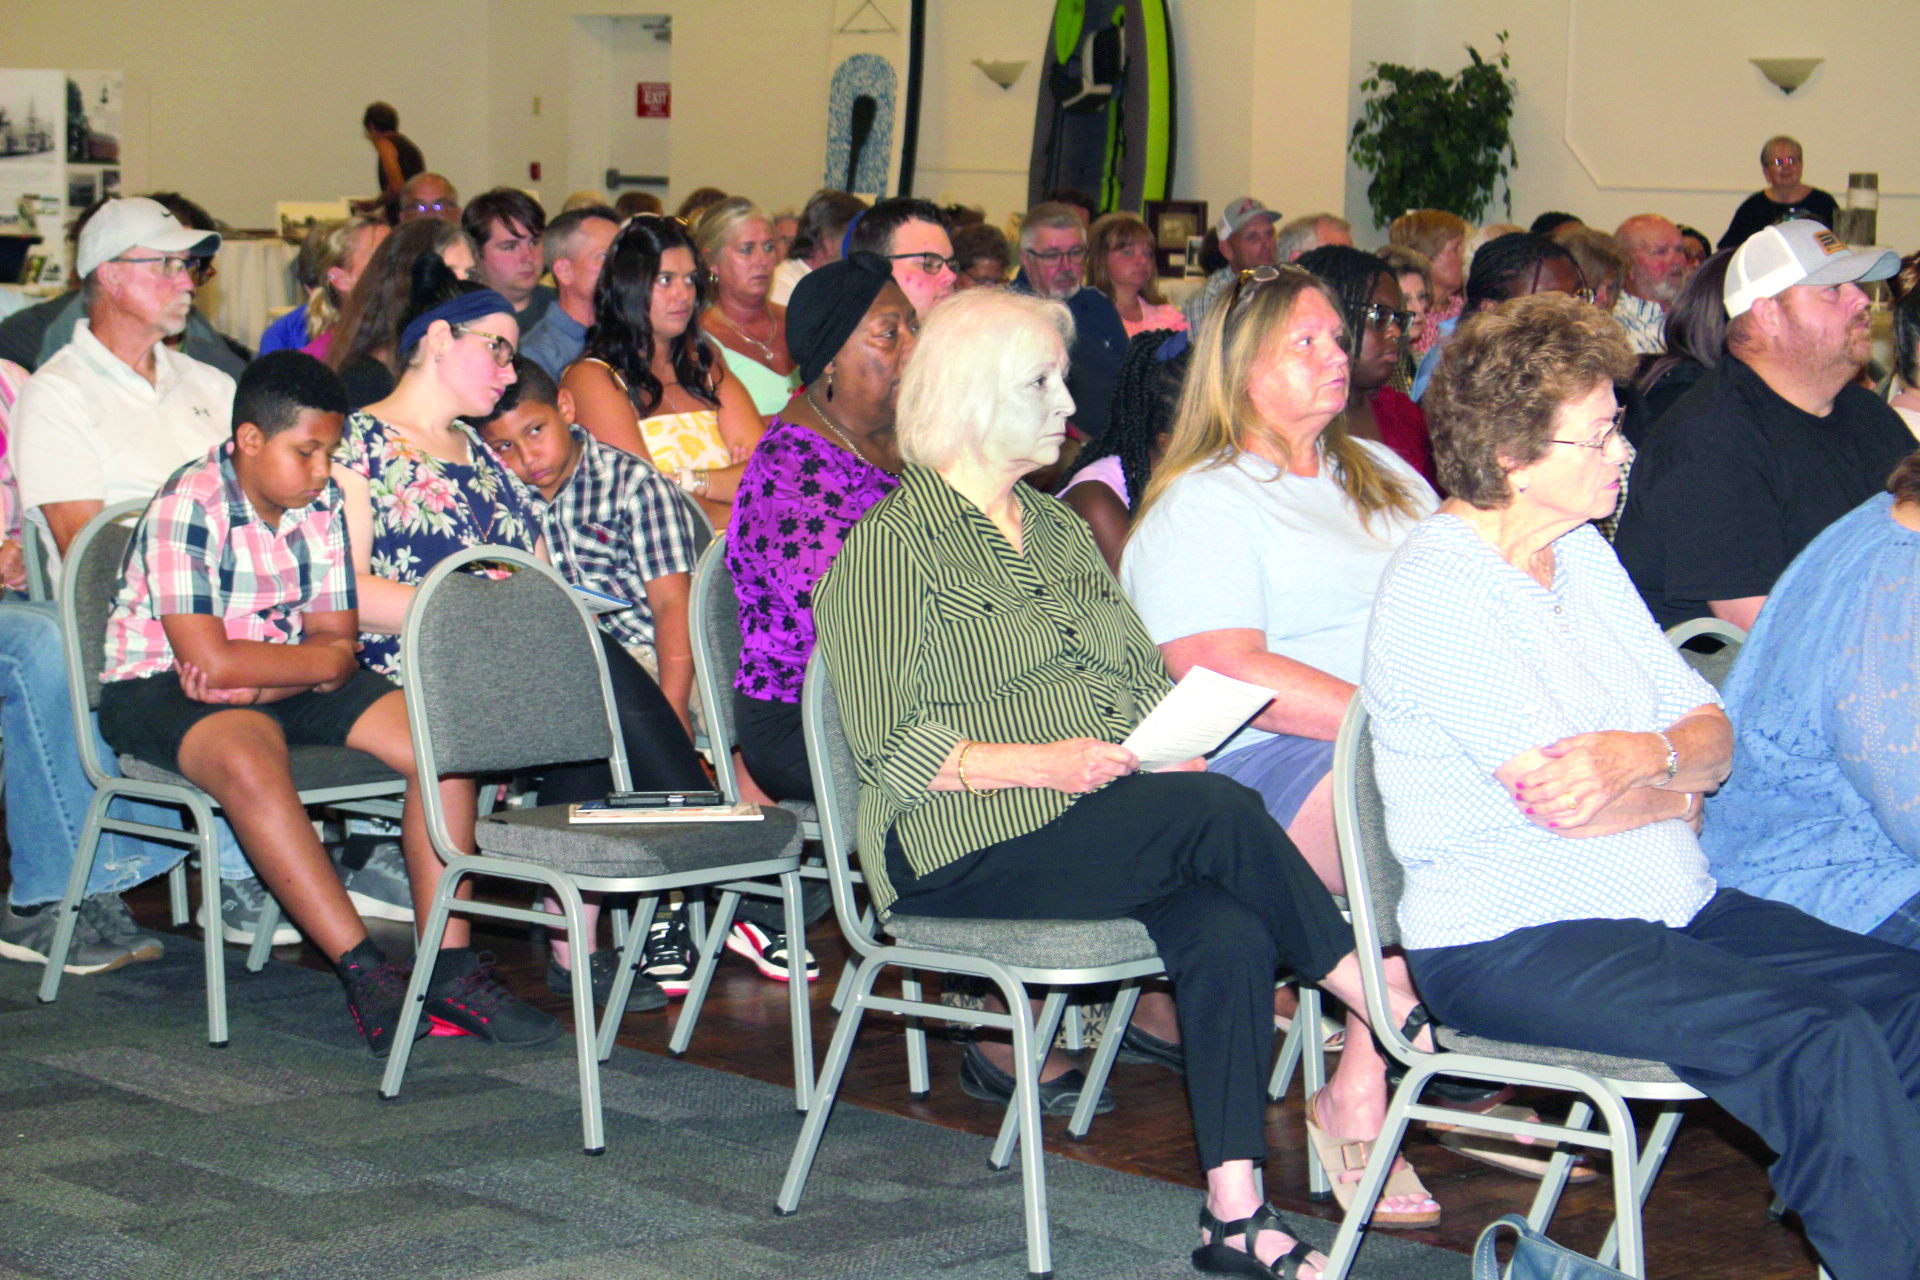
[1349,33,1518,228]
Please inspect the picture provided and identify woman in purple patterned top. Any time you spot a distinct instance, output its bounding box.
[726,253,916,801]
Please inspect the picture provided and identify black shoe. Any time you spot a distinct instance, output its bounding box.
[340,953,427,1058]
[546,950,668,1012]
[956,1038,1116,1117]
[640,906,697,998]
[1194,1202,1321,1279]
[1116,1023,1185,1075]
[425,949,563,1047]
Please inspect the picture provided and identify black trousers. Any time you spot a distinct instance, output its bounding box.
[734,689,815,803]
[537,630,709,806]
[888,770,1351,1170]
[1410,889,1920,1280]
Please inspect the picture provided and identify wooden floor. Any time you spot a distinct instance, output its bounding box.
[100,874,1826,1280]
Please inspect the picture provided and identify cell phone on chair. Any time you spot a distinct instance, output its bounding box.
[604,789,724,809]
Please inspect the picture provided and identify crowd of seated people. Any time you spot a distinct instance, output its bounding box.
[6,144,1920,1280]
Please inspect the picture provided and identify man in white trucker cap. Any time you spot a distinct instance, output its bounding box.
[1616,220,1907,631]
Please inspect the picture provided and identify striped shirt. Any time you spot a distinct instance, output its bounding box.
[532,425,698,652]
[813,464,1172,913]
[103,442,356,683]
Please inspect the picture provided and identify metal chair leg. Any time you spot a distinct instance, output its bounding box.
[990,987,1070,1170]
[1598,1103,1685,1271]
[190,798,229,1047]
[669,889,739,1054]
[1526,1097,1592,1231]
[1069,980,1140,1138]
[1300,986,1329,1198]
[37,790,110,1005]
[1062,1000,1084,1052]
[901,969,931,1097]
[597,895,660,1062]
[781,869,813,1112]
[1320,1058,1426,1280]
[167,859,189,925]
[380,861,466,1101]
[245,893,281,973]
[544,876,606,1155]
[999,971,1055,1279]
[777,951,886,1214]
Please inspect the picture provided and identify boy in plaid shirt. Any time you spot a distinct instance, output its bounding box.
[98,352,456,1057]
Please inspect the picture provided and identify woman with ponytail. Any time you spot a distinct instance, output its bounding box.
[1120,265,1436,896]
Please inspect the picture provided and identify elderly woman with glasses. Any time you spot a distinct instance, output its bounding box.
[817,286,1442,1278]
[1366,291,1920,1280]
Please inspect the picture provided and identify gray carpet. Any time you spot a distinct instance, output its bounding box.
[0,947,1469,1279]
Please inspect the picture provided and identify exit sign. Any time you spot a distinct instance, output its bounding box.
[637,82,670,118]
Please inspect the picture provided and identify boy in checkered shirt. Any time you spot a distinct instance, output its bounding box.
[97,352,455,1057]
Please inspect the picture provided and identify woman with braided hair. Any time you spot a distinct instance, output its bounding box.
[1057,328,1183,570]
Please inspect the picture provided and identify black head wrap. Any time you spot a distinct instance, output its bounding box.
[786,251,896,386]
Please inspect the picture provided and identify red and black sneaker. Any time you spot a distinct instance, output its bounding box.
[725,920,820,983]
[340,955,427,1058]
[423,949,562,1047]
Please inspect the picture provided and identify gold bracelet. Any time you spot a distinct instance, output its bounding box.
[956,741,999,797]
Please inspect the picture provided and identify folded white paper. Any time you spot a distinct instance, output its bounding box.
[1121,666,1276,771]
[570,584,633,615]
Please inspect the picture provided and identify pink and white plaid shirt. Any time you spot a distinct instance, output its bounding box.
[102,442,356,683]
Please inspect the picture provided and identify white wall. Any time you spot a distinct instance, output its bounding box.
[1346,0,1920,250]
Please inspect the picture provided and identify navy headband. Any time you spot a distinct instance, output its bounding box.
[839,209,868,260]
[398,288,515,360]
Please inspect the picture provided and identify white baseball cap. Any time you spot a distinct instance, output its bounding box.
[1724,219,1897,319]
[1218,197,1280,239]
[76,197,221,279]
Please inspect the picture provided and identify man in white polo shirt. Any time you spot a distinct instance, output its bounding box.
[0,199,272,976]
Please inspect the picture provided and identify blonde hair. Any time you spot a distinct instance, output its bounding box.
[896,287,1074,470]
[1086,212,1165,305]
[1388,209,1470,264]
[692,196,771,266]
[306,217,383,341]
[1133,265,1421,535]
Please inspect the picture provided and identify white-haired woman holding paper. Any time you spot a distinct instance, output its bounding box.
[814,287,1440,1277]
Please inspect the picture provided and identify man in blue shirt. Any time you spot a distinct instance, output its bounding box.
[1010,201,1128,443]
[520,205,620,381]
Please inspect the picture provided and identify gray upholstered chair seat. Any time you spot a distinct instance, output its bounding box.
[884,913,1158,970]
[777,797,819,825]
[477,803,802,878]
[1434,1028,1682,1084]
[121,746,403,792]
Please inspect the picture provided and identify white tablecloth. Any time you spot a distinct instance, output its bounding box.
[197,236,300,351]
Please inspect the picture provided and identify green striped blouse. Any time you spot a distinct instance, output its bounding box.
[813,463,1173,913]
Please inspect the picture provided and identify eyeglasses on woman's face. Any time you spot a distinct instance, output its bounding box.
[1550,407,1628,451]
[450,323,516,367]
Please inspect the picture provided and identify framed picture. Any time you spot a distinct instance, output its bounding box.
[1144,199,1206,277]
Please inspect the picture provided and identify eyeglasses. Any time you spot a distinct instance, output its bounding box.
[1227,264,1283,316]
[888,251,960,276]
[1024,245,1088,266]
[450,323,516,367]
[1522,256,1597,306]
[1359,302,1414,333]
[111,254,195,279]
[1763,156,1800,169]
[1550,409,1628,450]
[407,199,457,215]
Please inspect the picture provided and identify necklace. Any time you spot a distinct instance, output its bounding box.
[805,390,900,475]
[715,307,781,365]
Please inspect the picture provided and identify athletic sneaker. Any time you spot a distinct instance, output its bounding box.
[725,919,819,983]
[424,949,563,1047]
[0,900,140,975]
[79,893,166,963]
[195,876,301,947]
[338,950,425,1058]
[546,950,668,1012]
[337,838,415,923]
[640,906,698,998]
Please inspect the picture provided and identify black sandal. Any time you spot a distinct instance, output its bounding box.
[1193,1202,1322,1279]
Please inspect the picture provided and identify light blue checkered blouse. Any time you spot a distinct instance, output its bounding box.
[1363,515,1721,950]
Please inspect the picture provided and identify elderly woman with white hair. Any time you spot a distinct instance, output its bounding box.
[814,287,1439,1280]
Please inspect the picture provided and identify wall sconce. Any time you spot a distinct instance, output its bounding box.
[972,59,1028,90]
[1750,57,1823,95]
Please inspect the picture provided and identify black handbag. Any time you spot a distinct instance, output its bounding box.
[1472,1214,1633,1280]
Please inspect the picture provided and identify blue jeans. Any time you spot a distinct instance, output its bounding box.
[0,601,248,907]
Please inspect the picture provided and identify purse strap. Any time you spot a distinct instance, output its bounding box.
[1473,1213,1634,1280]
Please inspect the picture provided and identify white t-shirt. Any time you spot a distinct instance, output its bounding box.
[14,320,234,517]
[1120,440,1436,756]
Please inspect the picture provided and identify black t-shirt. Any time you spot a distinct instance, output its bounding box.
[1614,354,1913,629]
[1718,187,1838,250]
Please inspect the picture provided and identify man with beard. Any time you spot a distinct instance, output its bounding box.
[1613,214,1689,354]
[1616,221,1907,630]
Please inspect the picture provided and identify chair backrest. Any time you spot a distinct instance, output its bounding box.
[401,547,621,784]
[21,517,53,602]
[671,484,715,559]
[1664,618,1746,693]
[801,650,882,954]
[689,535,743,800]
[1330,695,1424,1062]
[58,501,147,784]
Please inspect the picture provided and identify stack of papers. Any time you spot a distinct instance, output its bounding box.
[568,801,763,824]
[1120,666,1276,771]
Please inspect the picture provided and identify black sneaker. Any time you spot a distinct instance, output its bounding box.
[339,953,426,1058]
[640,906,697,998]
[425,949,563,1047]
[546,950,668,1012]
